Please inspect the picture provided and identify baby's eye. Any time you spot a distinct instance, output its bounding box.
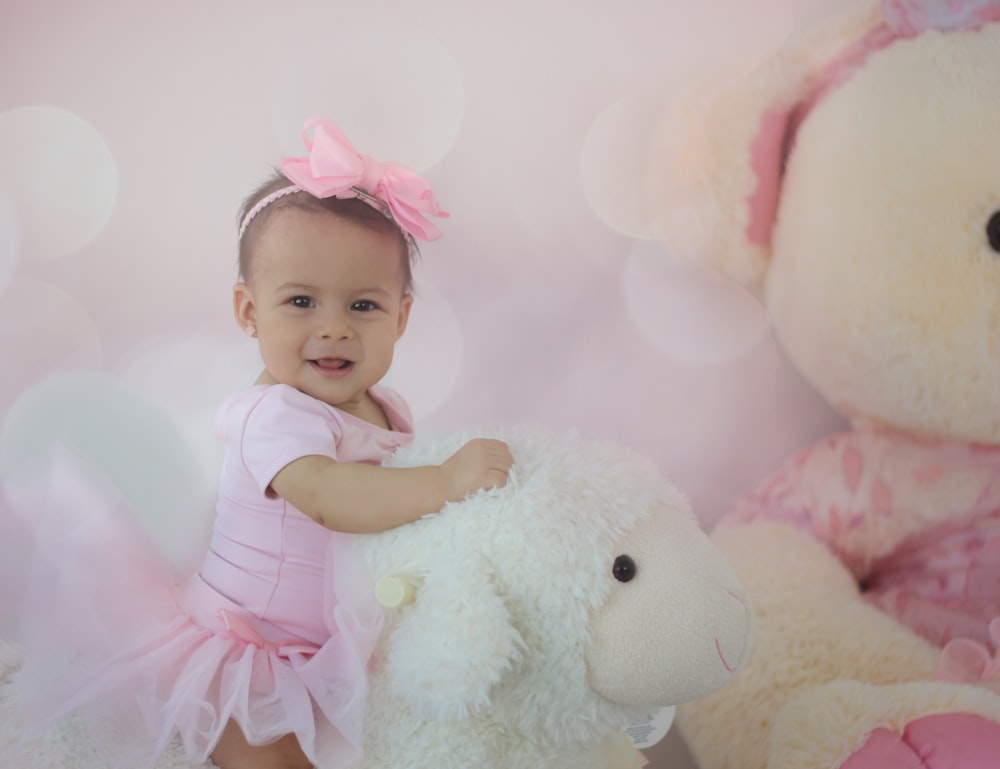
[351,300,379,312]
[289,296,315,309]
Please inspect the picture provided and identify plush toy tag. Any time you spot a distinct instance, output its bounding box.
[622,706,676,749]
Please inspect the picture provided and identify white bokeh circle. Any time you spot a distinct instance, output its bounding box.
[119,331,262,457]
[623,241,771,365]
[580,93,665,239]
[0,106,118,261]
[0,186,18,293]
[0,371,215,574]
[270,30,464,172]
[387,281,462,421]
[0,278,103,415]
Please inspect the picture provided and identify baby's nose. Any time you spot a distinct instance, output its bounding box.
[318,312,352,339]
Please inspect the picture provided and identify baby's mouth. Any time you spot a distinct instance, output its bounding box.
[310,358,353,372]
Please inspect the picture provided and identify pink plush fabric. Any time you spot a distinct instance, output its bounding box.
[743,23,901,250]
[937,617,1000,693]
[745,110,788,247]
[838,713,1000,768]
[721,422,1000,648]
[837,728,927,769]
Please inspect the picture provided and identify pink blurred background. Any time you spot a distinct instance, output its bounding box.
[1,1,846,764]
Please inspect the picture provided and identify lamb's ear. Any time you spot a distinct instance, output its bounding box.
[649,1,881,292]
[383,560,524,722]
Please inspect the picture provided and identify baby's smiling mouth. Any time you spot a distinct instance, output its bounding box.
[310,357,353,372]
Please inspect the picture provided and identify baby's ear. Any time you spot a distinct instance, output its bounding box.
[232,282,257,333]
[649,2,880,291]
[384,559,523,722]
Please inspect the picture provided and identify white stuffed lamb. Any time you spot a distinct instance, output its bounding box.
[0,428,752,768]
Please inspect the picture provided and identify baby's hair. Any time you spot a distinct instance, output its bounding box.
[237,170,414,293]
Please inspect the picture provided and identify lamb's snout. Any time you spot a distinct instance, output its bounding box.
[585,511,753,707]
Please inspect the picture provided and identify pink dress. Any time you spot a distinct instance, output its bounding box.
[9,383,413,769]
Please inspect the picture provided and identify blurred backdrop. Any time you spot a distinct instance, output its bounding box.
[1,3,851,763]
[0,0,846,566]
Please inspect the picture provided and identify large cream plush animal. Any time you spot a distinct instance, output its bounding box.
[652,1,1000,767]
[0,428,751,768]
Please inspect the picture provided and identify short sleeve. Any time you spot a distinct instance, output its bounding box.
[239,385,344,494]
[370,384,414,434]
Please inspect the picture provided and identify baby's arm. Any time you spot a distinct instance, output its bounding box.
[270,438,513,533]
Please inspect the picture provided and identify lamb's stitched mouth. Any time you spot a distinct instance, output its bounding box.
[716,638,737,673]
[715,588,752,673]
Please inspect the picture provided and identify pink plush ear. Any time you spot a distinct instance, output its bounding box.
[742,15,909,253]
[741,1,1000,254]
[651,1,885,287]
[745,110,794,250]
[674,0,1000,278]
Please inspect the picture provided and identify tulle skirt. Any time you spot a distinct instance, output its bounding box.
[1,452,382,769]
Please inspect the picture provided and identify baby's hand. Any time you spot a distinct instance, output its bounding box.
[441,438,513,501]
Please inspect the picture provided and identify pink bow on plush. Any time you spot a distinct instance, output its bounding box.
[937,617,1000,693]
[280,117,449,242]
[882,0,1000,35]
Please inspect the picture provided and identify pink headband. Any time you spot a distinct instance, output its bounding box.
[238,117,449,244]
[745,0,1000,248]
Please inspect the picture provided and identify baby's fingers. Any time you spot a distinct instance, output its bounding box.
[489,441,513,467]
[483,441,513,487]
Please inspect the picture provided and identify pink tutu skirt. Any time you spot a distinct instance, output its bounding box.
[2,453,382,769]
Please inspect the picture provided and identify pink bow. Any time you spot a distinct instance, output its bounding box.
[882,0,1000,35]
[217,608,318,658]
[280,117,449,242]
[936,617,1000,693]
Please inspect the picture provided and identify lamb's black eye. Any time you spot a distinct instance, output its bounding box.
[612,555,637,583]
[988,211,1000,253]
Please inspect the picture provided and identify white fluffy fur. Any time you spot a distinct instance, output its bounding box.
[0,428,751,769]
[355,427,751,768]
[652,1,1000,767]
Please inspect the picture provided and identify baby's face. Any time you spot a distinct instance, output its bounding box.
[236,207,412,417]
